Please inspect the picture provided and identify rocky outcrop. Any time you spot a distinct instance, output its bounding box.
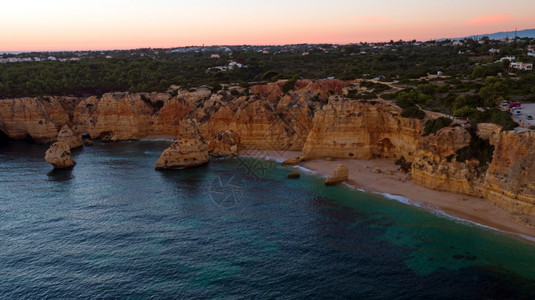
[207,130,240,157]
[411,126,535,218]
[288,171,300,179]
[57,125,83,149]
[154,119,209,169]
[325,164,349,185]
[301,97,422,161]
[45,142,76,169]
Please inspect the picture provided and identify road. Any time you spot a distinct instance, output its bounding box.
[511,103,535,128]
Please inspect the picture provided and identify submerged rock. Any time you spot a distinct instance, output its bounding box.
[57,125,83,149]
[208,130,240,158]
[288,171,300,179]
[45,142,76,169]
[155,119,209,169]
[324,164,349,185]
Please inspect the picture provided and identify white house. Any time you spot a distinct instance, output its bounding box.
[509,62,533,71]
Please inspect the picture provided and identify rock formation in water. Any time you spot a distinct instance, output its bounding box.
[57,125,83,149]
[207,130,240,157]
[325,164,349,185]
[154,119,209,169]
[45,142,76,169]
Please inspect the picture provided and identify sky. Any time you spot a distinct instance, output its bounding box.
[1,0,535,51]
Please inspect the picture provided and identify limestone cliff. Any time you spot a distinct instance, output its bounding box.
[0,97,69,143]
[1,80,535,219]
[411,125,535,219]
[301,97,422,160]
[73,93,154,141]
[207,130,240,158]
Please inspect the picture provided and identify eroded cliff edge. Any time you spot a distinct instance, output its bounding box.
[0,79,533,221]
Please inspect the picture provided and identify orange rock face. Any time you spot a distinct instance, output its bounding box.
[1,80,535,218]
[324,164,349,185]
[301,97,422,160]
[0,97,69,143]
[207,130,240,158]
[154,119,209,169]
[57,125,83,149]
[45,142,76,169]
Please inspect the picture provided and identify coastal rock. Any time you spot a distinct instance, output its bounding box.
[288,171,301,179]
[45,142,76,169]
[84,139,93,146]
[154,119,209,169]
[324,164,349,185]
[57,125,83,149]
[207,130,240,157]
[281,157,302,166]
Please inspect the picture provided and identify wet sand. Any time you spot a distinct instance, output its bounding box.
[242,149,535,242]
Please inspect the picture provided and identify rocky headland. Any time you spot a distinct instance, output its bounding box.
[1,79,534,229]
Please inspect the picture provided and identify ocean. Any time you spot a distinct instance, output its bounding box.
[1,140,534,298]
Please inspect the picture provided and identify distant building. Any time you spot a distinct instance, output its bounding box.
[210,54,220,59]
[498,56,516,63]
[47,56,57,61]
[488,48,500,54]
[509,62,533,71]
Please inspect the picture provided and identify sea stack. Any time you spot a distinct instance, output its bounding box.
[45,142,76,169]
[155,119,209,169]
[324,164,349,185]
[57,125,83,149]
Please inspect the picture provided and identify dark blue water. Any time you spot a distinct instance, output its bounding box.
[1,140,534,298]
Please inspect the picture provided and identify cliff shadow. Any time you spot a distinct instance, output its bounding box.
[0,129,10,145]
[47,168,75,182]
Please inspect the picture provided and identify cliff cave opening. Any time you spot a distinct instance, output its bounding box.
[0,130,10,145]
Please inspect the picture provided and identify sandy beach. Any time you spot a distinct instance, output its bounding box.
[242,149,535,242]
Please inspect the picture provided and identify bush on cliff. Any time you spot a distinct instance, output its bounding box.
[455,130,494,168]
[400,107,425,119]
[423,116,453,136]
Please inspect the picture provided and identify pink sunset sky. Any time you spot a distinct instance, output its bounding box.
[1,0,534,51]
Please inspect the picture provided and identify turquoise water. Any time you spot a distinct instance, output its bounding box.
[0,140,534,298]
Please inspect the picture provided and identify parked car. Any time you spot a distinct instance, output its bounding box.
[509,102,522,109]
[527,115,533,120]
[501,100,509,106]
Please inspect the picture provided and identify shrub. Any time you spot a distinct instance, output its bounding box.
[395,156,412,173]
[455,134,494,167]
[423,116,453,136]
[282,75,299,94]
[401,107,425,119]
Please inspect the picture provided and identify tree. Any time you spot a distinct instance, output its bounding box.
[478,77,507,107]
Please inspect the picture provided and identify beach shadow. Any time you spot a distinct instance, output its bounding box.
[47,168,75,181]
